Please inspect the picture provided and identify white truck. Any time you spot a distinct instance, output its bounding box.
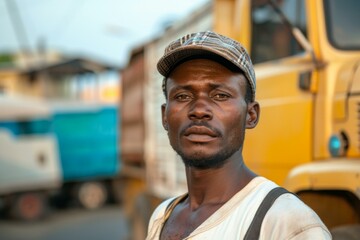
[0,94,61,220]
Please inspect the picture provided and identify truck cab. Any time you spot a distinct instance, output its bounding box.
[0,95,61,220]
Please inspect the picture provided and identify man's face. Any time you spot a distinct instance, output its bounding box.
[161,58,258,169]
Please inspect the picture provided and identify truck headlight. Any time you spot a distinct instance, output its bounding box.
[328,132,349,157]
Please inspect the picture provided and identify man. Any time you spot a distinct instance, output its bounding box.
[146,31,331,240]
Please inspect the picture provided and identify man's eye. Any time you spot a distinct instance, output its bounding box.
[213,93,229,100]
[175,94,191,101]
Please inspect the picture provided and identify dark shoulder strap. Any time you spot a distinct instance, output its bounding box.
[163,193,188,221]
[244,187,293,240]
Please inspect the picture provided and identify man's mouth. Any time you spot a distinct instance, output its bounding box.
[183,126,218,143]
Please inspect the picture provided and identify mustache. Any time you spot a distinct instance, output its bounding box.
[180,121,222,137]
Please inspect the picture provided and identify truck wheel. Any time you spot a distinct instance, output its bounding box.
[11,192,48,221]
[76,181,108,209]
[331,224,360,240]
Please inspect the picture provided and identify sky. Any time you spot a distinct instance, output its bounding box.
[0,0,209,67]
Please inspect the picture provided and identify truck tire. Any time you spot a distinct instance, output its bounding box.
[331,224,360,240]
[10,192,48,221]
[76,181,108,209]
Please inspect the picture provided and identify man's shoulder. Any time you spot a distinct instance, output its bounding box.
[149,196,178,221]
[148,193,188,225]
[262,191,331,239]
[246,177,331,238]
[267,192,322,223]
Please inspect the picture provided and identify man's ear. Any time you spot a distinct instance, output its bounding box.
[246,101,260,129]
[161,103,168,131]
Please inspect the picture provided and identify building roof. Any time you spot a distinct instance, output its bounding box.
[22,58,119,76]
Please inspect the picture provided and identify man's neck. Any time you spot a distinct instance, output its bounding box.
[184,155,256,211]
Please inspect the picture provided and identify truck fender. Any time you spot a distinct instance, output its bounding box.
[284,160,360,228]
[283,159,360,200]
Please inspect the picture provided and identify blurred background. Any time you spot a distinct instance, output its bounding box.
[0,0,360,239]
[0,0,207,239]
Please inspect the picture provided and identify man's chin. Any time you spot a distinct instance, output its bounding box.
[180,155,227,169]
[174,145,241,169]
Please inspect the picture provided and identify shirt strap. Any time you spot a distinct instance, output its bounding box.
[163,193,188,222]
[244,187,296,240]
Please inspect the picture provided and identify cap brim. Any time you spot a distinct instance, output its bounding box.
[157,45,242,77]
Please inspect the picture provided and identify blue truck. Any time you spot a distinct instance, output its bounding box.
[51,101,119,210]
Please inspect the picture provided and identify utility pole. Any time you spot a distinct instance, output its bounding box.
[5,0,32,67]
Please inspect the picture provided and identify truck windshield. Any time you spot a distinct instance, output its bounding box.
[324,0,360,50]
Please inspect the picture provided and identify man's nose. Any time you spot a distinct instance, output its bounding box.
[188,97,213,120]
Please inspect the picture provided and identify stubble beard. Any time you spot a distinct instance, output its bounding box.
[173,142,242,170]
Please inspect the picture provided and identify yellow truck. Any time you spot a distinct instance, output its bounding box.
[121,0,360,238]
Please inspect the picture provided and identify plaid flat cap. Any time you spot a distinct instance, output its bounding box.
[157,31,256,101]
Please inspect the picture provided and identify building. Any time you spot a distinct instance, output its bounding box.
[0,54,120,103]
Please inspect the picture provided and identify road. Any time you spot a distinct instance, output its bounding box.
[0,205,130,240]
